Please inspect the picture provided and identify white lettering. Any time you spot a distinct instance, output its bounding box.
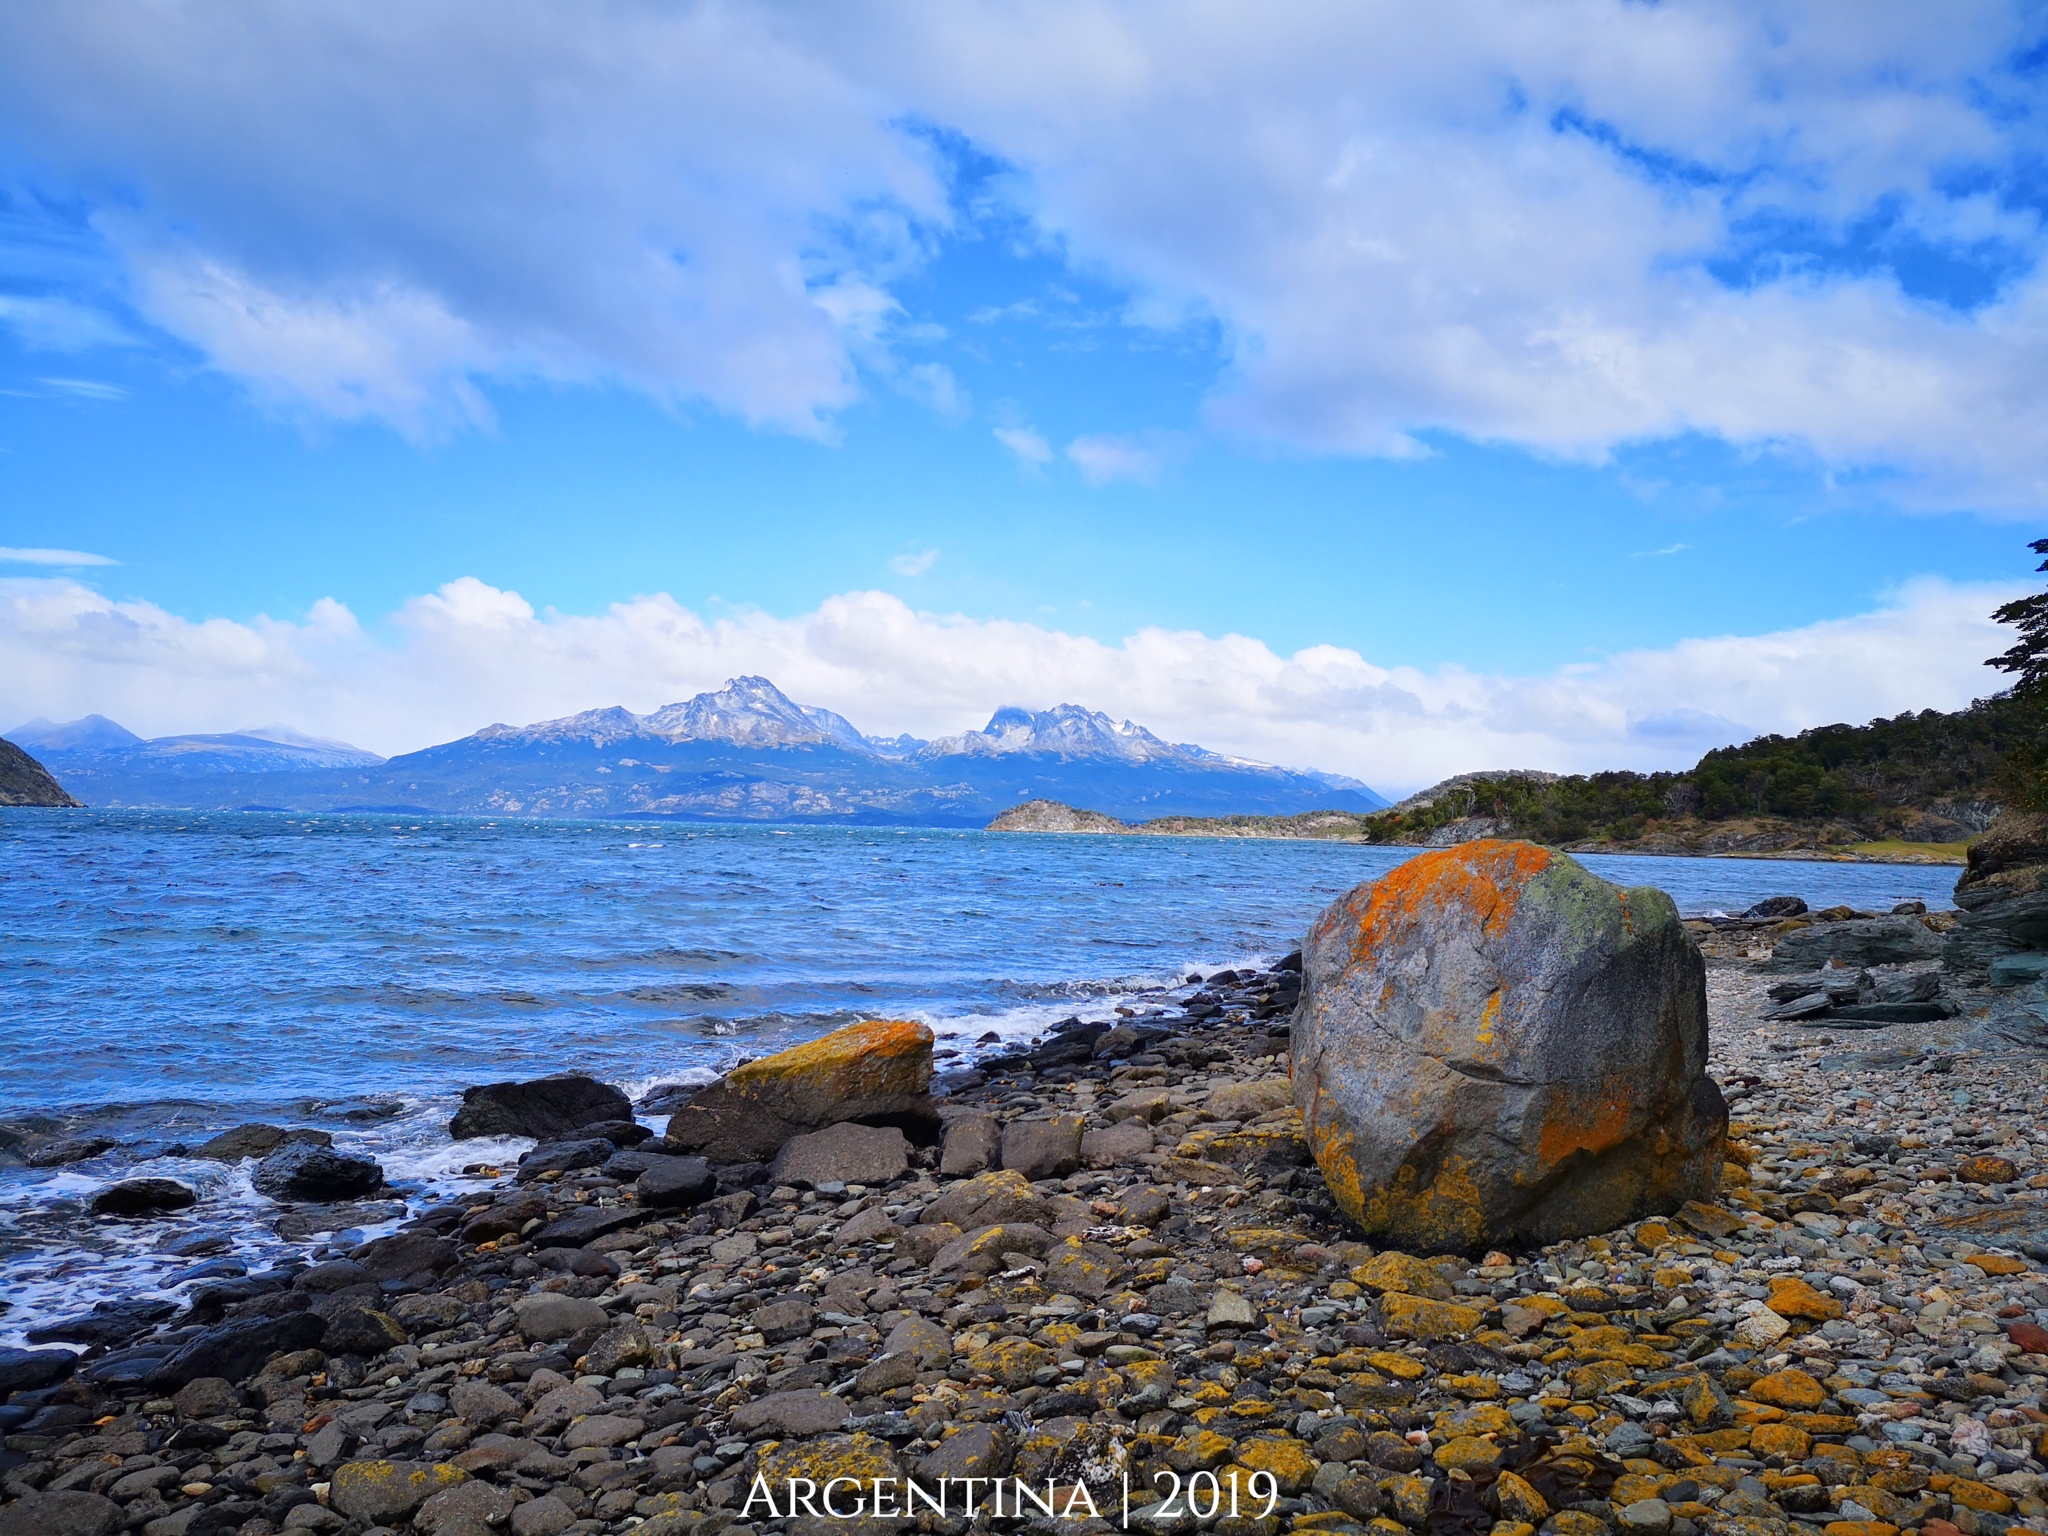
[906,1479,945,1517]
[872,1479,899,1518]
[822,1477,864,1517]
[1014,1480,1058,1518]
[786,1477,821,1518]
[740,1475,780,1519]
[1062,1481,1101,1519]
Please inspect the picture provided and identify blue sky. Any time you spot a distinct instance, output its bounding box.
[0,3,2043,789]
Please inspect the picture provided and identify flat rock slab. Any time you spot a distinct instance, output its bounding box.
[513,1294,609,1342]
[527,1205,640,1248]
[730,1389,851,1438]
[769,1121,910,1185]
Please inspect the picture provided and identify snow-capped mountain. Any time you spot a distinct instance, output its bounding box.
[11,677,1387,820]
[7,716,384,771]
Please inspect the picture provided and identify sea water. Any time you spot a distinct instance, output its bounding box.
[0,808,1962,1343]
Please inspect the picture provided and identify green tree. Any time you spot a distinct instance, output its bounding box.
[1988,538,2048,812]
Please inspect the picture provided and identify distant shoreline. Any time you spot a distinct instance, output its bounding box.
[983,799,1972,866]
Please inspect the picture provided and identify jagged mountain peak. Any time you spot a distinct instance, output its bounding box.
[642,676,868,750]
[926,702,1184,763]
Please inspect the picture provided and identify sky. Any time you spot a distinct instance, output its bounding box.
[0,1,2044,794]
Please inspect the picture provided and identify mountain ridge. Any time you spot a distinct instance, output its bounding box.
[5,675,1388,822]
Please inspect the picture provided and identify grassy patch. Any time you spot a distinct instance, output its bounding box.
[1844,838,1972,863]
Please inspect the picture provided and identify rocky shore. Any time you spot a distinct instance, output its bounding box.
[5,878,2047,1536]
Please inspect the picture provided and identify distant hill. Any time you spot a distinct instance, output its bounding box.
[5,677,1389,823]
[986,694,2037,860]
[0,738,80,808]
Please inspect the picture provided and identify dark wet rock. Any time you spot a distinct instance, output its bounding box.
[514,1136,614,1181]
[634,1153,718,1208]
[0,1345,79,1394]
[194,1123,333,1161]
[1743,895,1808,919]
[769,1121,910,1186]
[25,1133,116,1167]
[448,1073,633,1140]
[574,1117,652,1146]
[252,1140,385,1201]
[1767,914,1945,971]
[25,1297,177,1346]
[148,1310,326,1388]
[349,1229,460,1280]
[662,1017,936,1161]
[527,1204,641,1247]
[1294,840,1724,1249]
[87,1176,197,1216]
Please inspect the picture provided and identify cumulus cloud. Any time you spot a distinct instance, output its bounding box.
[3,4,2046,499]
[0,573,2014,793]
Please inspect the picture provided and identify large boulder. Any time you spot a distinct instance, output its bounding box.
[447,1073,633,1140]
[1763,914,1943,972]
[252,1141,384,1201]
[1946,812,2048,982]
[661,1018,937,1162]
[1292,840,1725,1252]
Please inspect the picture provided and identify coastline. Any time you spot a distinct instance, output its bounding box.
[4,927,2045,1535]
[984,801,1973,866]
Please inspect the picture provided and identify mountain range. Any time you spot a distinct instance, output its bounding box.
[5,676,1387,824]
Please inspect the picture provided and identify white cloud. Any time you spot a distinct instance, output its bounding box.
[993,425,1053,468]
[4,4,2047,501]
[0,547,118,566]
[888,548,939,576]
[0,572,2015,794]
[1066,431,1172,486]
[897,361,970,421]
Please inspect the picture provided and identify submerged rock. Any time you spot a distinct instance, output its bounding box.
[193,1122,333,1161]
[447,1072,633,1140]
[661,1017,937,1162]
[1293,839,1725,1250]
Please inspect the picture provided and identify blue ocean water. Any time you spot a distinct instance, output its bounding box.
[0,808,1963,1342]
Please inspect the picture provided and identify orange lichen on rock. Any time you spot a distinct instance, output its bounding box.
[1291,839,1724,1251]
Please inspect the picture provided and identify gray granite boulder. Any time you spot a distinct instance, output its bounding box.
[1293,839,1725,1251]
